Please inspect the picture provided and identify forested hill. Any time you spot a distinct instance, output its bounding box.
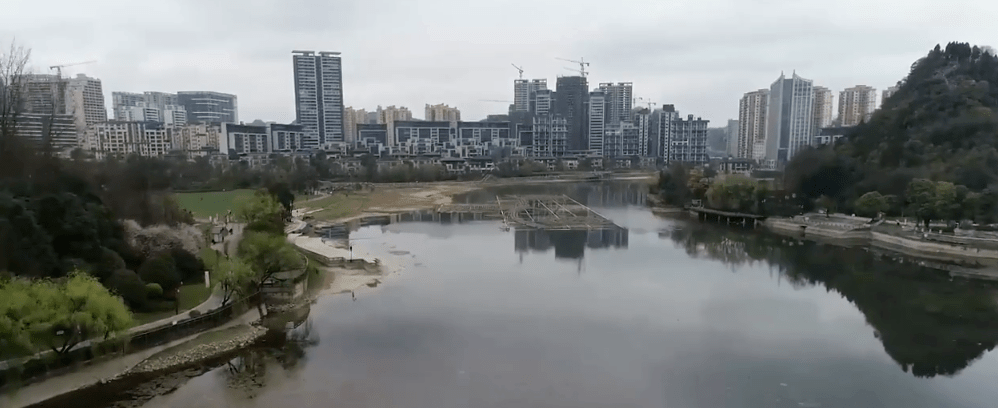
[788,42,998,201]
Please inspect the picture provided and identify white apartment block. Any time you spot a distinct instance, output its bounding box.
[87,122,173,160]
[839,85,877,126]
[812,86,834,135]
[174,123,221,158]
[533,90,553,116]
[660,112,709,165]
[598,82,633,125]
[64,74,107,129]
[737,89,768,160]
[293,50,345,147]
[766,72,814,165]
[588,89,606,153]
[531,115,567,157]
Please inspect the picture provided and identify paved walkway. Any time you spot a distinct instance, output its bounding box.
[0,308,263,408]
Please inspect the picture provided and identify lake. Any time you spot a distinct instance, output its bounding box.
[43,181,998,408]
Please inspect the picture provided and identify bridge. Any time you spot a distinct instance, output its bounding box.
[437,194,618,230]
[687,206,766,227]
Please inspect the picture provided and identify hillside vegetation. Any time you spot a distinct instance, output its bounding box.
[787,42,998,221]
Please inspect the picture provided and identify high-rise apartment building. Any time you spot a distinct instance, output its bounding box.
[737,89,768,160]
[533,89,553,116]
[343,107,364,143]
[766,73,814,166]
[177,91,238,124]
[112,92,145,120]
[655,105,709,165]
[425,104,460,127]
[531,115,567,157]
[587,89,606,153]
[87,121,173,160]
[554,76,588,151]
[21,74,66,116]
[838,85,877,126]
[293,50,345,148]
[812,86,834,136]
[725,119,739,158]
[64,74,107,129]
[632,108,651,158]
[881,85,900,108]
[513,79,547,112]
[598,82,633,125]
[144,91,178,113]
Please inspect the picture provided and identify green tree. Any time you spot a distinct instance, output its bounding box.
[656,163,690,206]
[210,257,257,306]
[855,192,889,218]
[0,272,133,357]
[237,232,303,291]
[137,251,180,294]
[706,175,757,212]
[238,190,286,235]
[106,269,147,309]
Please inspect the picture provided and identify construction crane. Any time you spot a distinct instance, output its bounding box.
[635,97,657,111]
[511,64,524,79]
[556,57,590,78]
[49,60,97,79]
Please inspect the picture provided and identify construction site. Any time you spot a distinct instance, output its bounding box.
[437,194,619,231]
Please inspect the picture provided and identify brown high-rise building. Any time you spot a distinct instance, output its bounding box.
[812,86,834,136]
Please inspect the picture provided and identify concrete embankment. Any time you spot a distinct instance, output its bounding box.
[764,217,998,276]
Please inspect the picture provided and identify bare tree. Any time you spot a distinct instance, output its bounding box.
[0,40,32,176]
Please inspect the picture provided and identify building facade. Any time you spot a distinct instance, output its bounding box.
[725,119,739,158]
[598,82,633,125]
[554,76,588,151]
[659,109,709,165]
[737,89,768,160]
[87,121,174,159]
[177,91,238,124]
[513,79,547,113]
[531,115,567,157]
[293,50,345,148]
[765,72,814,166]
[425,103,460,126]
[811,86,834,136]
[14,113,78,151]
[838,85,877,126]
[587,89,606,153]
[64,74,107,130]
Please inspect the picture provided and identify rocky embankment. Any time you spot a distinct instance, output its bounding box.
[124,325,267,375]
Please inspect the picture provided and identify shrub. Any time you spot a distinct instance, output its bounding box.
[107,269,147,309]
[171,247,205,282]
[138,251,180,294]
[145,282,164,298]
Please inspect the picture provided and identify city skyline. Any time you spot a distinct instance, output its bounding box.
[3,0,992,125]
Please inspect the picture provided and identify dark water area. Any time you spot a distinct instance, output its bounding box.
[42,182,998,407]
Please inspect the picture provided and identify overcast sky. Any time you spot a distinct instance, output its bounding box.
[2,0,995,125]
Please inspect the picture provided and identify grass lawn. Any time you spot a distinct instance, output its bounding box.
[132,282,213,325]
[174,189,257,219]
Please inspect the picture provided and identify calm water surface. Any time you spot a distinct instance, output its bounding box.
[89,183,998,407]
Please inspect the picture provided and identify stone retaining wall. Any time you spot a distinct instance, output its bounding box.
[765,218,998,263]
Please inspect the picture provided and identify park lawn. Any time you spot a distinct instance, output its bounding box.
[132,282,213,325]
[174,189,257,219]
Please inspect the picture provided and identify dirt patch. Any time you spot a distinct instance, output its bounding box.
[298,182,481,222]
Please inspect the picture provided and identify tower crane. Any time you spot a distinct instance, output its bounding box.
[49,60,97,79]
[635,97,657,111]
[556,57,590,78]
[511,64,524,79]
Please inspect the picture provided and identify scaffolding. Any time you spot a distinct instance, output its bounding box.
[436,194,618,230]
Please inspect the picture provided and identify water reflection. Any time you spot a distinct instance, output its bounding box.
[666,222,998,378]
[515,228,628,259]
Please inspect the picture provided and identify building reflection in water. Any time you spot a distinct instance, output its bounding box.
[515,227,628,259]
